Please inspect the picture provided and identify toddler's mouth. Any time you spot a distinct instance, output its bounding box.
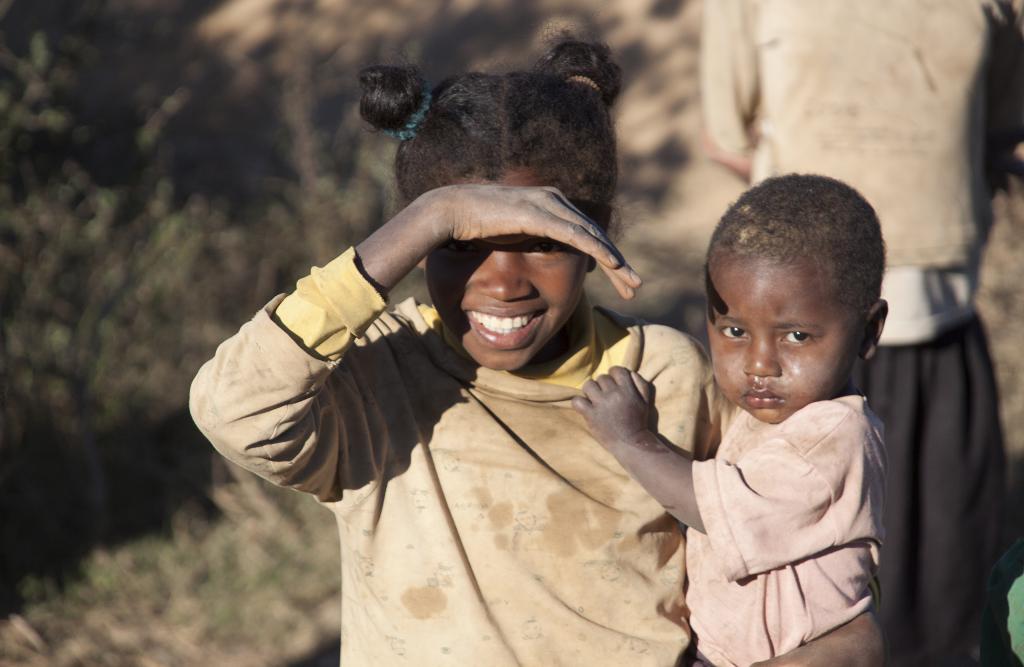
[742,388,784,409]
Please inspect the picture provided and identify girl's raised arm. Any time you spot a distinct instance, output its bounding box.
[356,183,642,299]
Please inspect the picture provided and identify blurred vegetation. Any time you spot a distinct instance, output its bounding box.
[0,3,396,661]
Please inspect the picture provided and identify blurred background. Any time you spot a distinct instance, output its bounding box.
[0,0,1021,664]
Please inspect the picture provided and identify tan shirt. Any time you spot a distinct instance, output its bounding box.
[687,395,886,666]
[701,0,1024,342]
[190,251,721,665]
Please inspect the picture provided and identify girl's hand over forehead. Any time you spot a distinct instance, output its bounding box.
[355,183,642,298]
[436,184,643,300]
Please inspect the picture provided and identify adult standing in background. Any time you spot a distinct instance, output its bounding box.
[700,2,1024,665]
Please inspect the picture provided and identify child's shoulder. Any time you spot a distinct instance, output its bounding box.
[599,306,710,366]
[596,306,708,356]
[779,395,881,457]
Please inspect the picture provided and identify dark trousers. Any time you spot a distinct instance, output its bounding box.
[852,316,1006,667]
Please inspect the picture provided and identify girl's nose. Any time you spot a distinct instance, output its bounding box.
[470,250,533,301]
[744,340,782,378]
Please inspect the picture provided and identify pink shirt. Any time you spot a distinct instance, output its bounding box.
[687,395,886,666]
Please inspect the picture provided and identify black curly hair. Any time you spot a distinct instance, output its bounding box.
[707,174,887,315]
[358,39,621,230]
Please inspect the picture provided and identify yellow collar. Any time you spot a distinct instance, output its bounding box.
[417,295,630,389]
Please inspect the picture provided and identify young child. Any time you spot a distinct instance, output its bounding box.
[574,174,889,666]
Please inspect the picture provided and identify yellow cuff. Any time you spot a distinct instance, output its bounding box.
[274,247,387,360]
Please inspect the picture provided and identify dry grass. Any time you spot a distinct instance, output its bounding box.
[0,478,341,667]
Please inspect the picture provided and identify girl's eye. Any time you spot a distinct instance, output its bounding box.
[786,331,810,343]
[722,326,745,339]
[443,240,477,253]
[529,240,564,253]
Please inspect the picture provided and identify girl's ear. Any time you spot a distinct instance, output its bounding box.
[859,299,888,360]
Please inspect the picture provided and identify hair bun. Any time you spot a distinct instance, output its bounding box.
[359,64,429,134]
[534,39,621,107]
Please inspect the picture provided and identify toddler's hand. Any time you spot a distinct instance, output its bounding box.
[572,366,653,450]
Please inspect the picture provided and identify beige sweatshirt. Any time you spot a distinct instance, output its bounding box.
[189,251,721,666]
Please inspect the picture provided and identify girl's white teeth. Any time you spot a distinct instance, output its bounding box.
[470,312,532,333]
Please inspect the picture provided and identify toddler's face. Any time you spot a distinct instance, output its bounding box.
[705,254,883,424]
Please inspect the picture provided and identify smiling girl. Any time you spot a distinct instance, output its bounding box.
[191,41,881,665]
[575,174,889,666]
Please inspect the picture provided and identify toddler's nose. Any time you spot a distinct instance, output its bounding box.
[744,343,782,378]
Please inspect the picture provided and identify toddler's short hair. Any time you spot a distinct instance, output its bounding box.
[707,174,886,315]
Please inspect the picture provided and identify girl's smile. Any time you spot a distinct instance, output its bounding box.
[467,309,542,346]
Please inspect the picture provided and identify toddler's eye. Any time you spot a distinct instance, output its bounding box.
[786,331,810,342]
[722,326,745,339]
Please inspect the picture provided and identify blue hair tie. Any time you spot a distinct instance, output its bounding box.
[384,85,432,142]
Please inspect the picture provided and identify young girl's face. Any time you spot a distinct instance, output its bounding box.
[705,253,883,424]
[424,169,592,371]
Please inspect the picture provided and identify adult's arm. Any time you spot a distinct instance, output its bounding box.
[754,613,885,667]
[700,0,759,180]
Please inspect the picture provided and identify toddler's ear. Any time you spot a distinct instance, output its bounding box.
[859,299,888,360]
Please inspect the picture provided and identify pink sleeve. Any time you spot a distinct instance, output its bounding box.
[692,439,840,581]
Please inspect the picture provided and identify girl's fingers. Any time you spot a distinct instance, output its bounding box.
[456,185,644,295]
[538,214,642,293]
[535,198,643,294]
[532,191,632,266]
[559,219,625,270]
[546,191,623,261]
[596,263,640,300]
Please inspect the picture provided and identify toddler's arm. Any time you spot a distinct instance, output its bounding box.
[572,366,705,532]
